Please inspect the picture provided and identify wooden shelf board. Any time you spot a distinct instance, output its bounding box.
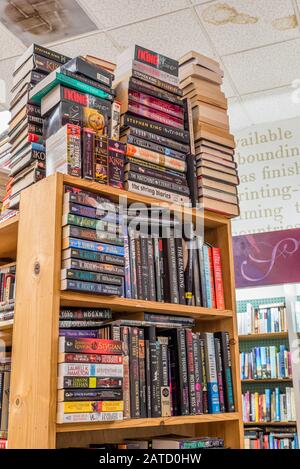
[0,319,13,331]
[239,332,288,341]
[56,412,240,433]
[244,421,296,427]
[60,292,233,320]
[63,175,228,230]
[0,214,19,261]
[242,378,292,384]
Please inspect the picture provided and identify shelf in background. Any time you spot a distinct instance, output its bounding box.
[242,378,292,384]
[0,319,13,331]
[239,332,288,341]
[60,292,233,320]
[56,412,240,433]
[244,421,296,427]
[0,214,19,261]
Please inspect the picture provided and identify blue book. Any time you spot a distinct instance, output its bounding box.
[202,244,212,308]
[267,309,272,333]
[265,388,271,421]
[32,142,45,152]
[202,333,220,413]
[275,387,281,421]
[59,329,98,338]
[269,434,274,449]
[261,347,267,378]
[66,237,124,256]
[279,345,286,378]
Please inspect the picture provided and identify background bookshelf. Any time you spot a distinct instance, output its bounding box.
[0,174,243,449]
[237,289,300,449]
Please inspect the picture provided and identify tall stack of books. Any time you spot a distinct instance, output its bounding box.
[179,51,239,217]
[238,303,287,336]
[57,308,124,424]
[244,427,299,449]
[115,45,192,206]
[243,387,296,423]
[4,44,70,211]
[0,263,16,323]
[29,54,124,184]
[240,345,292,380]
[61,185,125,296]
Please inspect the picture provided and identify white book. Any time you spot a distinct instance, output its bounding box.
[57,411,123,424]
[58,362,123,378]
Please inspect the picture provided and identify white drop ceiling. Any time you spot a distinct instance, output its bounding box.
[0,0,300,130]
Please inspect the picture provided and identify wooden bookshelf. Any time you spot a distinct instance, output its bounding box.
[242,378,292,384]
[239,332,288,341]
[0,319,14,331]
[0,214,19,261]
[4,174,243,448]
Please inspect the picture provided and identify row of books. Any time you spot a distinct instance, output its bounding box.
[0,264,15,323]
[179,51,239,217]
[57,308,235,423]
[0,357,11,444]
[90,435,224,449]
[238,303,287,336]
[242,388,296,423]
[240,345,291,380]
[60,184,225,307]
[244,427,299,449]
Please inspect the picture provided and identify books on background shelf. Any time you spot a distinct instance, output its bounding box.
[57,307,235,423]
[115,45,195,206]
[90,435,224,449]
[0,264,16,323]
[61,184,225,308]
[240,345,291,380]
[244,427,299,449]
[238,303,287,336]
[0,355,11,447]
[243,387,296,424]
[179,51,239,217]
[2,44,70,213]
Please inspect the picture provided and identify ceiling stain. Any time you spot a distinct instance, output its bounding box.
[202,3,258,26]
[272,15,298,31]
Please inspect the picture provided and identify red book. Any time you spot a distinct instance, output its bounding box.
[59,337,123,355]
[0,439,7,449]
[207,247,216,309]
[212,247,225,310]
[28,133,44,144]
[59,353,123,364]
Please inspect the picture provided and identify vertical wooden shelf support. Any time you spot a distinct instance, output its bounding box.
[8,174,63,448]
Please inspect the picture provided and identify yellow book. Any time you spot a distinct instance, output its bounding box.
[59,400,124,414]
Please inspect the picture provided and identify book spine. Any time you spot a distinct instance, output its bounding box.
[128,85,183,117]
[202,244,212,307]
[138,329,147,418]
[126,143,186,173]
[129,76,183,105]
[123,222,131,299]
[192,250,202,306]
[125,126,189,153]
[149,327,160,417]
[147,238,157,301]
[127,101,184,129]
[65,237,124,256]
[32,44,70,64]
[32,53,61,74]
[186,329,196,414]
[216,331,235,412]
[199,336,208,413]
[158,339,171,417]
[125,180,190,205]
[126,170,190,196]
[145,339,152,417]
[123,114,189,144]
[125,161,187,186]
[82,128,95,180]
[58,363,123,377]
[207,247,216,309]
[129,327,140,418]
[202,333,220,414]
[192,333,203,414]
[214,337,225,413]
[125,134,186,161]
[59,353,122,364]
[132,53,179,83]
[61,278,123,296]
[140,236,149,300]
[110,100,121,140]
[60,389,123,401]
[94,136,108,184]
[212,247,225,310]
[132,68,181,96]
[64,225,123,246]
[62,87,111,115]
[121,326,131,419]
[108,139,125,189]
[59,376,122,389]
[153,238,163,302]
[66,124,82,177]
[63,247,125,266]
[62,268,123,286]
[57,411,123,424]
[60,400,124,413]
[128,229,138,299]
[63,213,116,232]
[177,329,190,415]
[168,232,179,304]
[59,309,111,320]
[134,236,143,300]
[184,236,194,306]
[174,237,186,305]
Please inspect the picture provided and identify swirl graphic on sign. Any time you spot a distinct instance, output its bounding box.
[241,237,299,282]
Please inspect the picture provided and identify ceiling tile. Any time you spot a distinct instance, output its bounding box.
[50,32,120,61]
[78,0,190,30]
[0,57,18,109]
[0,23,25,61]
[222,39,300,94]
[109,9,214,59]
[227,97,253,131]
[196,0,300,55]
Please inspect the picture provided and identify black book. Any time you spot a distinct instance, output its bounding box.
[147,326,160,418]
[134,236,143,300]
[175,237,186,305]
[192,333,203,414]
[184,236,193,306]
[165,231,179,304]
[140,235,149,300]
[186,329,196,414]
[198,335,209,413]
[121,326,131,419]
[138,329,147,418]
[62,56,113,88]
[145,339,152,417]
[128,228,138,299]
[147,238,156,301]
[214,337,226,413]
[129,327,140,418]
[14,44,71,73]
[44,101,83,139]
[193,249,202,306]
[214,332,235,412]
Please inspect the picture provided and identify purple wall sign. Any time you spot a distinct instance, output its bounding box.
[233,228,300,288]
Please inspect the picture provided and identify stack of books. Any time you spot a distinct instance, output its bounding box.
[179,51,239,217]
[0,263,16,323]
[243,387,296,423]
[29,53,125,184]
[4,44,70,211]
[61,185,125,296]
[240,345,292,380]
[115,45,193,205]
[238,303,287,336]
[0,130,11,213]
[0,355,11,445]
[57,318,124,424]
[244,427,299,449]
